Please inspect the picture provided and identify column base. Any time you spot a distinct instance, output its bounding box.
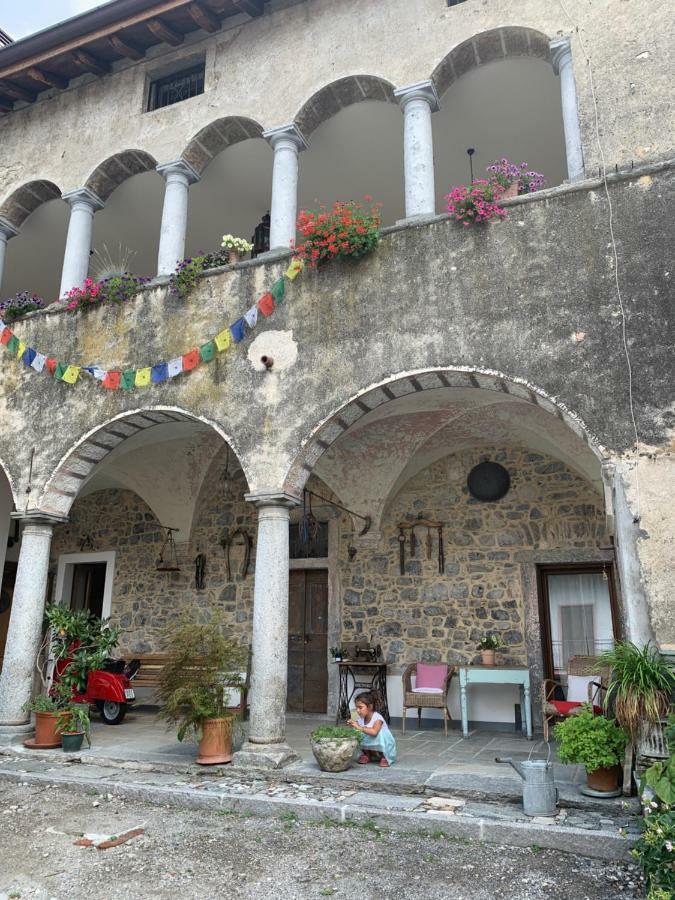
[233,741,300,770]
[0,722,34,746]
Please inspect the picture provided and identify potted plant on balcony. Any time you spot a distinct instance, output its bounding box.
[310,725,363,772]
[22,693,69,749]
[554,705,627,793]
[598,642,674,753]
[294,197,382,268]
[477,633,504,666]
[486,158,545,198]
[0,291,45,321]
[57,703,91,753]
[156,617,248,765]
[445,181,507,227]
[221,234,253,264]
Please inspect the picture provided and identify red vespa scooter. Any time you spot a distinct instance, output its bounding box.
[54,654,140,725]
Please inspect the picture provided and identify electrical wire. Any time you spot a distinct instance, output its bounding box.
[556,2,642,520]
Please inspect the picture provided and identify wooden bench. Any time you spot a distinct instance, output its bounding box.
[127,653,250,716]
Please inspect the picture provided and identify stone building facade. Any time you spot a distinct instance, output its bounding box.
[0,0,672,765]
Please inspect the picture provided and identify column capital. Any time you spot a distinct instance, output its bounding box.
[244,491,300,509]
[394,80,440,113]
[0,217,19,241]
[11,509,68,527]
[156,158,200,185]
[61,187,104,212]
[550,35,573,75]
[262,123,308,152]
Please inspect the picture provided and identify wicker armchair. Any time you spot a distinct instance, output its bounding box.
[402,663,456,736]
[542,654,612,741]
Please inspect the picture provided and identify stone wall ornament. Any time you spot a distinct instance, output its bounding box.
[397,519,445,574]
[467,461,511,502]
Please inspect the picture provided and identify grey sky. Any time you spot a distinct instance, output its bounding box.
[0,0,104,42]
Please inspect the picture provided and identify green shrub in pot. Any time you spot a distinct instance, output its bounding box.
[554,706,626,773]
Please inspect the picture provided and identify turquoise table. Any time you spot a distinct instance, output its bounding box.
[458,665,533,739]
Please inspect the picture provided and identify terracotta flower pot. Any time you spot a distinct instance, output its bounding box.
[196,717,233,765]
[586,764,621,793]
[481,649,496,666]
[501,182,519,199]
[228,249,241,265]
[33,711,64,748]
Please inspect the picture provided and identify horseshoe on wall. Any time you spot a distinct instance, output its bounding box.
[220,528,252,580]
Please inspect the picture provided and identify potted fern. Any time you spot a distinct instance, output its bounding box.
[156,618,248,765]
[598,642,674,754]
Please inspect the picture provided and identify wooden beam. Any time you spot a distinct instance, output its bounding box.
[187,2,221,33]
[147,17,184,46]
[26,67,68,90]
[108,34,145,61]
[232,0,264,16]
[72,48,110,76]
[0,80,37,103]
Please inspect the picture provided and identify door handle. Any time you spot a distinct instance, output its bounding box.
[304,635,311,644]
[290,635,303,642]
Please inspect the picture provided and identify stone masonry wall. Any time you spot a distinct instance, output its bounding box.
[338,446,608,671]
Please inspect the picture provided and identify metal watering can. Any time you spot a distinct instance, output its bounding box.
[495,756,558,817]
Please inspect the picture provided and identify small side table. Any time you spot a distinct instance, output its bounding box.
[335,661,390,724]
[457,665,532,739]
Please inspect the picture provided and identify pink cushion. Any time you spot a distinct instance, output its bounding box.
[415,663,448,691]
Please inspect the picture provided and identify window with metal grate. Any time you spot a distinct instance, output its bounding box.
[147,63,205,111]
[447,0,469,6]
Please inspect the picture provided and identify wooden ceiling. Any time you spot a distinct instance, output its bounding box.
[0,0,266,113]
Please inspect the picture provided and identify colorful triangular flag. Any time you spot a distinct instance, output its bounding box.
[31,352,46,373]
[61,365,80,385]
[151,362,168,383]
[167,357,183,378]
[6,334,19,354]
[15,340,26,360]
[199,341,216,363]
[243,306,258,329]
[258,292,275,317]
[102,371,121,390]
[270,278,285,302]
[182,349,200,371]
[54,362,68,381]
[135,367,151,387]
[214,328,231,353]
[121,369,136,390]
[46,358,57,375]
[285,258,304,281]
[21,347,36,367]
[230,318,246,343]
[0,327,12,345]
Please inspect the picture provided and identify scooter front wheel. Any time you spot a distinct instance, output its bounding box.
[98,700,127,725]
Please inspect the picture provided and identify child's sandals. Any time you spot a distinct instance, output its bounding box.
[379,757,389,768]
[357,753,370,765]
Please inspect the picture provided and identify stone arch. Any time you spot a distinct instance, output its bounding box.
[181,116,265,176]
[294,75,396,140]
[38,407,252,521]
[0,453,19,509]
[84,150,159,202]
[431,26,552,98]
[0,180,62,230]
[282,366,609,503]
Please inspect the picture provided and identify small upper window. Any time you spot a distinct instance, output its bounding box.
[147,63,205,111]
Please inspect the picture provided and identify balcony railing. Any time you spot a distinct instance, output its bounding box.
[552,639,614,674]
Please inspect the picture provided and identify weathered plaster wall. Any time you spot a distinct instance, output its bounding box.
[338,446,607,670]
[0,0,672,202]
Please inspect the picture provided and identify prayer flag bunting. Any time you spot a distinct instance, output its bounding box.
[83,365,106,380]
[270,278,285,302]
[15,340,26,360]
[121,369,136,390]
[151,362,168,383]
[54,362,68,381]
[182,349,200,371]
[135,367,151,387]
[167,357,183,378]
[0,318,4,330]
[103,370,121,390]
[0,327,11,345]
[6,335,19,354]
[61,365,80,385]
[31,352,46,373]
[214,328,231,353]
[46,358,57,375]
[243,305,258,329]
[257,292,275,317]
[22,347,36,367]
[199,341,216,363]
[285,258,304,281]
[230,318,246,343]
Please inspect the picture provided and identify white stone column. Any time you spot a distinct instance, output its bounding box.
[156,159,199,276]
[0,517,58,734]
[550,37,585,182]
[394,80,440,220]
[0,218,18,295]
[235,492,300,769]
[262,124,308,252]
[59,187,104,298]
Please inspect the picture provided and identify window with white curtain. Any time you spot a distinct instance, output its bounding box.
[546,572,614,677]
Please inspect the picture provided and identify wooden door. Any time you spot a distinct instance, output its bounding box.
[287,570,328,713]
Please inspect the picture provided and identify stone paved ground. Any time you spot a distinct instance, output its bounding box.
[0,782,645,900]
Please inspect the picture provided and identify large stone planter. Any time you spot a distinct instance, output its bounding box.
[310,736,360,772]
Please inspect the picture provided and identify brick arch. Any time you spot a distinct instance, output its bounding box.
[181,116,265,177]
[282,367,609,499]
[431,26,553,98]
[84,150,159,202]
[0,180,62,230]
[294,75,396,140]
[38,407,251,520]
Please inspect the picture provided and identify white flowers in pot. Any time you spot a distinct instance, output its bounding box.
[221,234,253,263]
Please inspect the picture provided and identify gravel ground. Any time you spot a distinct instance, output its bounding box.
[0,782,644,900]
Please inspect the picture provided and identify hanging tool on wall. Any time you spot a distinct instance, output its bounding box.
[396,519,445,575]
[303,489,371,536]
[300,490,320,552]
[220,528,252,580]
[194,551,207,590]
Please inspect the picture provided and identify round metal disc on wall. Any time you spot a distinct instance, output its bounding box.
[467,461,511,502]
